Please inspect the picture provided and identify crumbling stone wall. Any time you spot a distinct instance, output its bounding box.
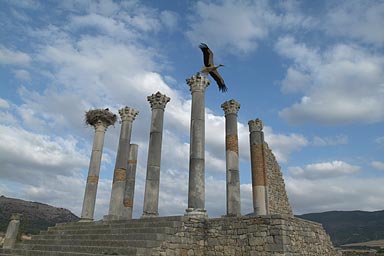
[152,217,205,256]
[154,215,340,256]
[264,143,293,216]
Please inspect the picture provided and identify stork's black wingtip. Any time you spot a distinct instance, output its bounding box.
[219,87,228,93]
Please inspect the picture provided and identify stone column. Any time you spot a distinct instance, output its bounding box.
[3,213,22,249]
[105,106,138,220]
[122,144,138,219]
[185,73,210,217]
[248,118,269,215]
[142,92,170,218]
[221,99,241,217]
[81,109,116,221]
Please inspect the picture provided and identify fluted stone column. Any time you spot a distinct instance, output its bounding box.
[3,213,22,249]
[221,99,241,217]
[122,144,139,219]
[105,107,138,220]
[185,74,210,217]
[249,118,269,215]
[81,109,116,221]
[142,92,170,218]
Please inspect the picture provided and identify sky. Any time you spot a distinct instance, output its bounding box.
[0,0,383,220]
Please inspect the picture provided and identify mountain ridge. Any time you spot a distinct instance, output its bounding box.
[296,209,384,246]
[0,195,79,234]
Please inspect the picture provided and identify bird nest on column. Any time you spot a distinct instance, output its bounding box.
[85,108,117,127]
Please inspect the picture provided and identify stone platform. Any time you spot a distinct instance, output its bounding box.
[0,215,340,256]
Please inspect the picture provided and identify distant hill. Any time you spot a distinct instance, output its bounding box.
[0,196,79,234]
[296,210,384,246]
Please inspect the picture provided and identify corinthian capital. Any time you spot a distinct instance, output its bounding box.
[186,73,210,93]
[248,118,263,132]
[119,106,139,122]
[147,91,170,110]
[221,99,240,116]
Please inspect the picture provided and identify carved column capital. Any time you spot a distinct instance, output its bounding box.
[147,91,170,110]
[186,73,210,93]
[248,118,263,132]
[94,120,108,132]
[221,99,240,116]
[85,109,117,131]
[10,213,22,221]
[119,106,139,122]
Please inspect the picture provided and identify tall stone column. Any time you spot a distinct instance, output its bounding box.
[248,118,269,215]
[105,106,138,220]
[142,92,170,218]
[185,73,210,217]
[81,109,116,221]
[122,144,138,219]
[221,99,241,217]
[3,213,22,249]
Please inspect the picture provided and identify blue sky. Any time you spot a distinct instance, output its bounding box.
[0,0,383,219]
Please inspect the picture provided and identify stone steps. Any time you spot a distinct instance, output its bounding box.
[36,227,173,239]
[43,220,181,234]
[0,216,184,256]
[2,244,151,255]
[22,238,164,247]
[32,231,170,241]
[0,248,114,256]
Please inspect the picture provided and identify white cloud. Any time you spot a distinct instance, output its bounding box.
[288,160,360,180]
[186,1,314,54]
[69,13,136,39]
[10,8,30,22]
[235,122,308,164]
[6,0,41,10]
[324,1,384,45]
[281,67,311,94]
[286,176,384,214]
[277,37,384,124]
[12,69,31,81]
[0,98,10,109]
[88,0,119,16]
[186,1,273,53]
[0,46,31,66]
[275,36,321,71]
[371,161,384,170]
[274,1,315,29]
[240,184,253,215]
[0,124,88,184]
[160,11,179,30]
[375,136,384,146]
[263,126,308,163]
[312,135,348,146]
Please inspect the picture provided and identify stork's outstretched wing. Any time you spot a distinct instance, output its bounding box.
[199,43,214,67]
[209,70,227,92]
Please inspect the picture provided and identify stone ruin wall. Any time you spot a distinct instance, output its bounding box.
[150,143,339,256]
[264,143,293,216]
[153,215,340,256]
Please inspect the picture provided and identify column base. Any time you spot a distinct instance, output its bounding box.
[222,214,241,218]
[103,215,129,221]
[78,218,94,222]
[184,208,208,218]
[141,212,159,218]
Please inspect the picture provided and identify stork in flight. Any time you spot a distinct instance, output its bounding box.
[199,43,227,92]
